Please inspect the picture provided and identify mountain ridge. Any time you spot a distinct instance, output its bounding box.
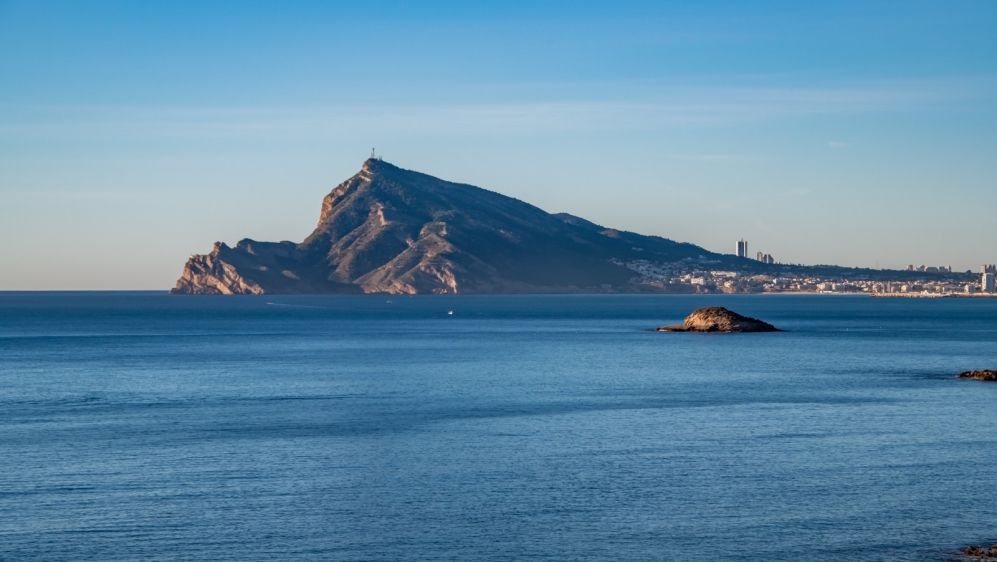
[170,159,723,295]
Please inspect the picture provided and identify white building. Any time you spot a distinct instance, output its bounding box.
[983,272,995,292]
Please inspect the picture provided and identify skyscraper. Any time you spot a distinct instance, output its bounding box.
[736,239,748,258]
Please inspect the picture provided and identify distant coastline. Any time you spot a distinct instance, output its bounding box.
[871,292,997,299]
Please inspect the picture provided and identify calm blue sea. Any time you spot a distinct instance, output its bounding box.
[1,292,997,561]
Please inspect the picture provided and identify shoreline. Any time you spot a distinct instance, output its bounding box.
[870,292,997,298]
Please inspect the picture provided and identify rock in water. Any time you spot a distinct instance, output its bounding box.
[656,307,781,332]
[961,544,997,558]
[957,370,997,381]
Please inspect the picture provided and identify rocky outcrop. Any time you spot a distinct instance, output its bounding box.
[957,370,997,381]
[171,242,264,295]
[171,158,722,295]
[961,544,997,559]
[656,307,782,332]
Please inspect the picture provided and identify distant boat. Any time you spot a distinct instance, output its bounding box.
[448,310,453,315]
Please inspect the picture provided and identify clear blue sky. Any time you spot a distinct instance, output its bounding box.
[1,0,995,289]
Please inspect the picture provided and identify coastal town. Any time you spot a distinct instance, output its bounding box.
[615,239,995,296]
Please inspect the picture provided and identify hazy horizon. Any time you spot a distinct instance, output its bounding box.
[2,1,996,289]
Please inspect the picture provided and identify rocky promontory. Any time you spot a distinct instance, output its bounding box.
[170,158,722,295]
[957,370,997,381]
[656,307,782,333]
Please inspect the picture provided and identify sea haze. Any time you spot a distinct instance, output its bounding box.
[1,293,996,561]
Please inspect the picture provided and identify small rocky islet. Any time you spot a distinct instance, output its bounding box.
[956,370,997,381]
[656,307,782,333]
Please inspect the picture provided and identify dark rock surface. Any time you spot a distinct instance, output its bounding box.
[656,307,782,333]
[957,370,997,381]
[171,159,720,295]
[960,544,997,559]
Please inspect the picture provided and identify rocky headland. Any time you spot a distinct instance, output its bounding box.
[170,159,722,295]
[957,370,997,381]
[656,307,782,333]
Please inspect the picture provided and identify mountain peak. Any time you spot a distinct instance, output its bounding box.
[361,157,396,174]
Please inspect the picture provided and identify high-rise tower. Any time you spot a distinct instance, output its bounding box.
[736,239,748,258]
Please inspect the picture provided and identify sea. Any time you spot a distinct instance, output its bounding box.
[1,292,996,561]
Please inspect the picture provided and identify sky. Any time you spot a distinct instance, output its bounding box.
[1,0,996,289]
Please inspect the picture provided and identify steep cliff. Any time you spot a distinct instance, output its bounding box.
[170,159,719,294]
